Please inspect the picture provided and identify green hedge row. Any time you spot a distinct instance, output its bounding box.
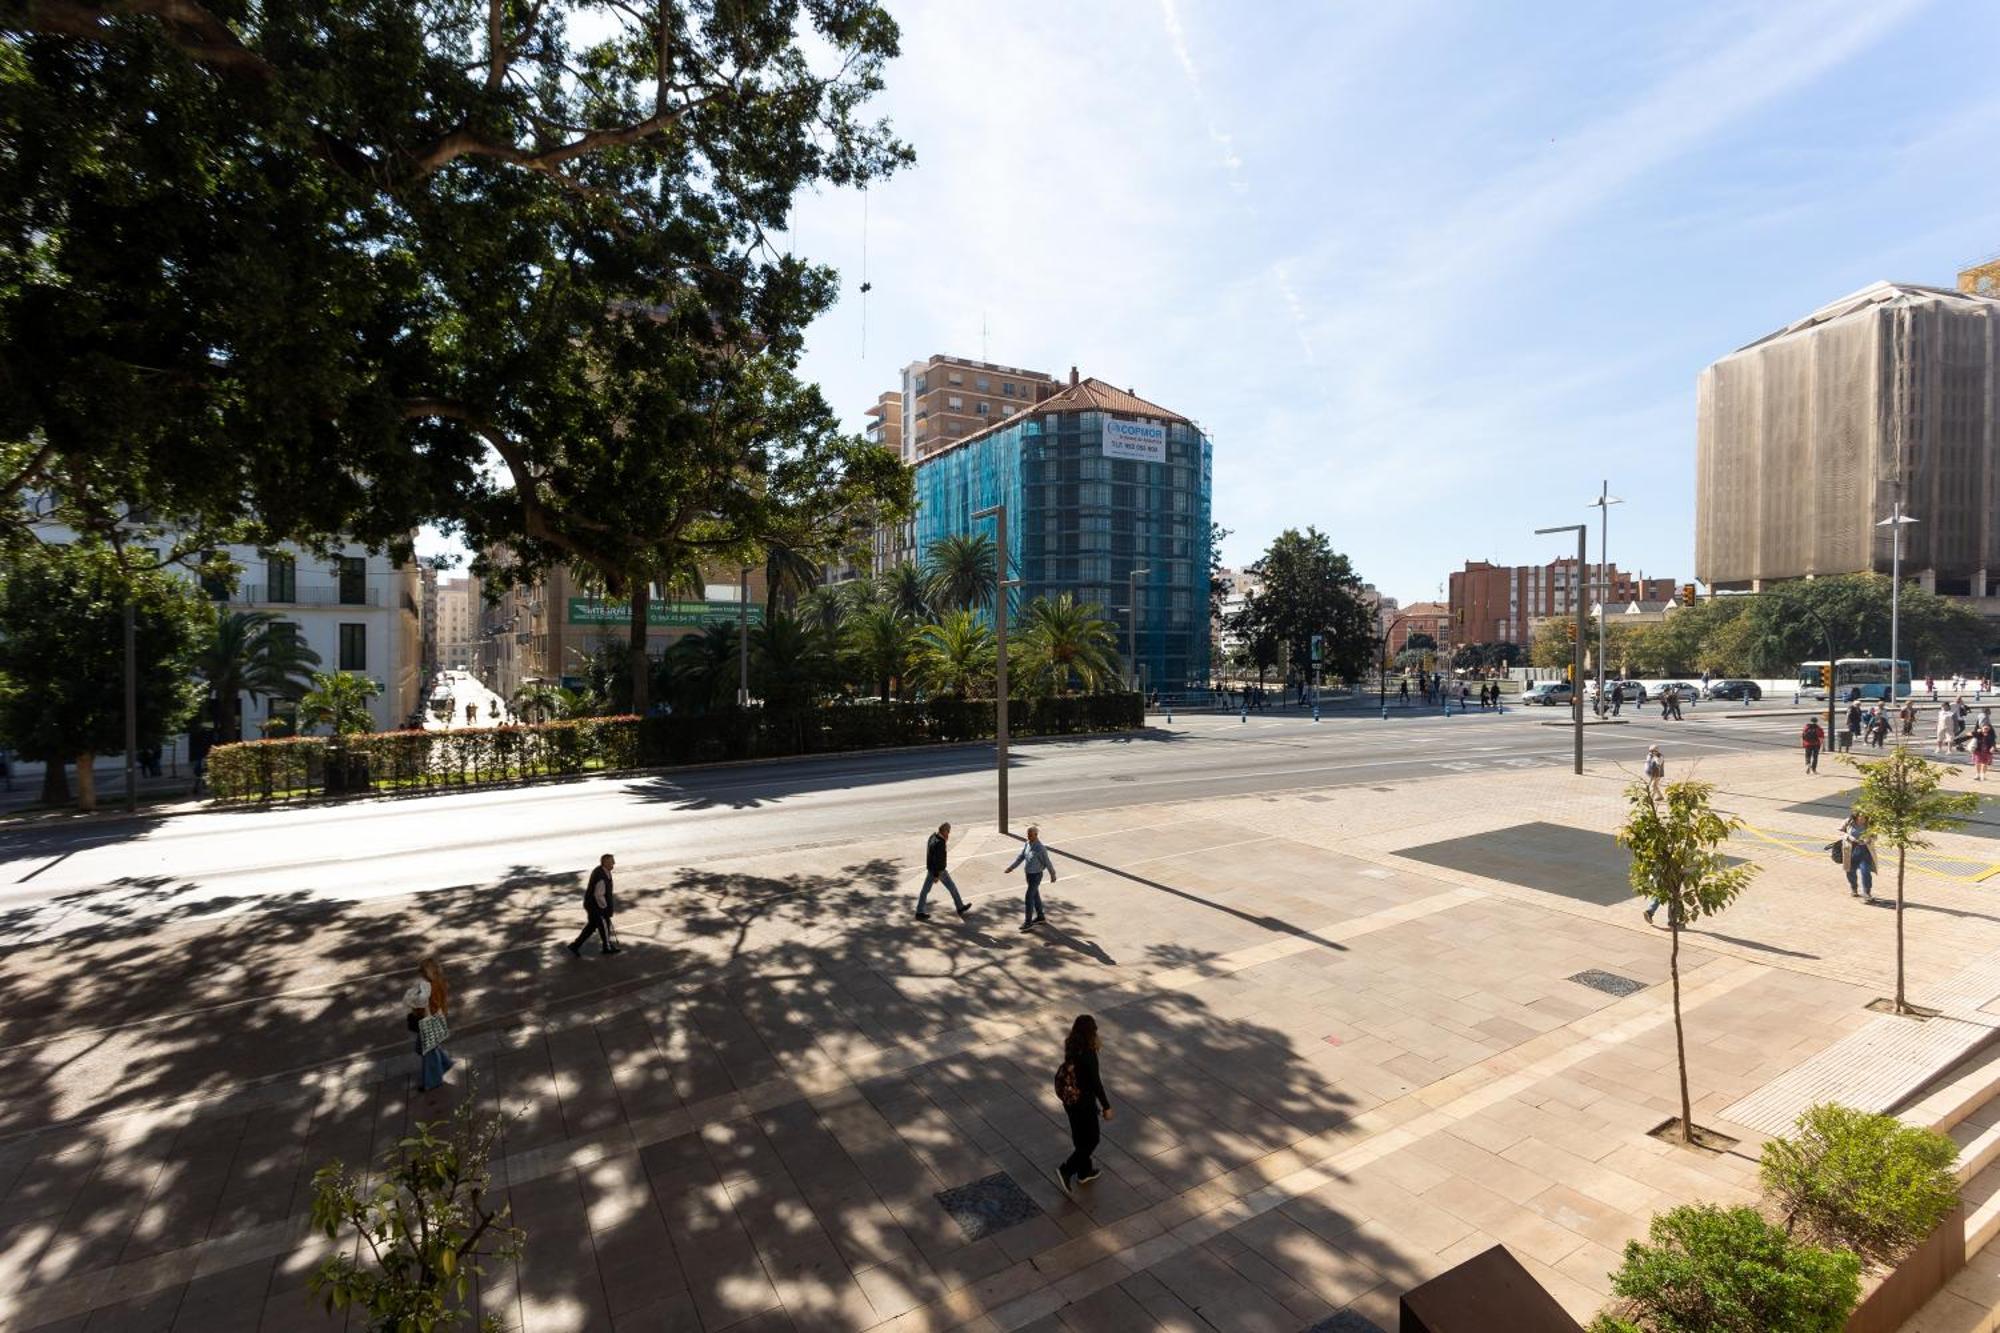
[205,694,1142,803]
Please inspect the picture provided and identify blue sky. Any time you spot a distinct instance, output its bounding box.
[420,1,2000,606]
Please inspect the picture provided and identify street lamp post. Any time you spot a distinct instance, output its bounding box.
[1125,565,1152,694]
[1378,612,1413,717]
[1588,481,1623,717]
[971,504,1019,833]
[1878,496,1918,741]
[737,567,751,709]
[1535,523,1588,775]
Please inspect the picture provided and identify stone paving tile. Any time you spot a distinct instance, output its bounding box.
[13,749,2000,1330]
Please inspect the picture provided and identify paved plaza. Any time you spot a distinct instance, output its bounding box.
[3,736,2000,1330]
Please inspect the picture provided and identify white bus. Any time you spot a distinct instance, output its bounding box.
[1798,658,1912,702]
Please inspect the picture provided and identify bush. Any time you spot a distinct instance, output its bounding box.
[1760,1102,1960,1263]
[1597,1203,1860,1333]
[206,695,1143,802]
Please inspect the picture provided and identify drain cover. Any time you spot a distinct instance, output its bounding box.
[1307,1313,1385,1333]
[935,1171,1044,1241]
[1568,969,1646,997]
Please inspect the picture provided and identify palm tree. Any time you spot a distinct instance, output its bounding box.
[847,607,915,701]
[914,610,997,699]
[752,613,833,712]
[798,586,851,637]
[876,562,930,621]
[925,535,996,613]
[1019,595,1120,696]
[663,623,741,714]
[297,671,382,735]
[512,682,590,724]
[762,539,823,614]
[193,610,322,741]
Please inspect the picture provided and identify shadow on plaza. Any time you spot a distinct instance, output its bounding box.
[0,836,1424,1328]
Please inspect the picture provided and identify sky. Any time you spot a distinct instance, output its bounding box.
[419,0,2000,607]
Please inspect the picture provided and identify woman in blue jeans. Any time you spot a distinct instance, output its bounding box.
[1840,811,1876,902]
[406,957,455,1092]
[1007,826,1058,931]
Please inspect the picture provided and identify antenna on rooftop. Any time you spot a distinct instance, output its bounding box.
[982,311,990,362]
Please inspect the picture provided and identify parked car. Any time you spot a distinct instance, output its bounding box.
[1704,679,1763,701]
[1523,681,1575,706]
[1655,681,1698,702]
[1586,679,1647,702]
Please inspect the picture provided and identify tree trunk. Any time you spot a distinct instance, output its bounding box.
[1896,847,1908,1014]
[627,583,651,717]
[40,758,68,806]
[1671,914,1692,1143]
[75,753,96,812]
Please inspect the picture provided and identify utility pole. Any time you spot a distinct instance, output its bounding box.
[123,597,137,813]
[1588,481,1622,716]
[737,567,750,708]
[972,503,1018,833]
[1879,492,1918,736]
[1537,524,1588,774]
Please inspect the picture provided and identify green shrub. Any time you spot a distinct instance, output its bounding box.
[1598,1203,1860,1333]
[1760,1101,1960,1263]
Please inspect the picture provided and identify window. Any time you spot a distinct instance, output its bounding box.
[976,402,990,416]
[337,556,365,605]
[338,623,366,670]
[946,395,963,410]
[267,554,296,602]
[268,620,301,652]
[976,377,990,391]
[1003,382,1016,397]
[947,372,963,385]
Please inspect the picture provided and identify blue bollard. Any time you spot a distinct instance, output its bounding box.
[1313,703,1320,722]
[1793,691,1799,705]
[1240,705,1247,724]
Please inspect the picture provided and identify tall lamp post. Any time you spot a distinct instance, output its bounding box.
[971,504,1019,833]
[1588,482,1622,716]
[1535,523,1588,774]
[1125,565,1152,694]
[737,566,752,708]
[1878,497,1918,738]
[1377,612,1413,715]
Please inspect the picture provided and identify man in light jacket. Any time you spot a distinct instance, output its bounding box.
[1007,827,1058,931]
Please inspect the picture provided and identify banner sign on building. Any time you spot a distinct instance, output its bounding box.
[567,598,765,628]
[1102,417,1167,463]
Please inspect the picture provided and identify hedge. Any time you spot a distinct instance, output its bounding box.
[205,694,1142,803]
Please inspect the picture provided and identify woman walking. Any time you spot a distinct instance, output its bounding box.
[405,957,454,1092]
[1054,1015,1113,1193]
[1643,745,1665,800]
[1936,706,1957,755]
[1007,826,1058,932]
[1973,720,1996,781]
[1839,811,1876,904]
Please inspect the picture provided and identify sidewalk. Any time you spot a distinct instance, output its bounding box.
[1,747,1997,1330]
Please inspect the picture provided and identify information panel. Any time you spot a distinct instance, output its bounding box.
[1102,417,1167,463]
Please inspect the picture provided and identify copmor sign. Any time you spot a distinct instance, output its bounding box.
[567,598,764,628]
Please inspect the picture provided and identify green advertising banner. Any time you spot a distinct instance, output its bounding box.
[567,598,765,628]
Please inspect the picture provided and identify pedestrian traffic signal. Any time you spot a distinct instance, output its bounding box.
[1565,663,1574,682]
[1680,583,1698,607]
[1820,664,1833,692]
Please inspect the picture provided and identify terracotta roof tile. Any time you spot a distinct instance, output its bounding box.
[915,377,1191,462]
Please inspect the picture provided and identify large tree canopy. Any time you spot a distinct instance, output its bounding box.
[1230,527,1376,683]
[0,0,912,556]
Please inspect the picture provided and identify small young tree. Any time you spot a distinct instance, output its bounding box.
[1616,779,1759,1144]
[1760,1101,1959,1264]
[308,1096,523,1332]
[1588,1203,1860,1333]
[298,672,383,736]
[1845,747,1977,1013]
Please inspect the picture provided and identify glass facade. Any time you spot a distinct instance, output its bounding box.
[915,408,1213,692]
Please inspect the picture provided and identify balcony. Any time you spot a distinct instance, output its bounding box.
[230,583,382,608]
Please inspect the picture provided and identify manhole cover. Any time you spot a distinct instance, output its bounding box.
[1308,1313,1385,1333]
[1569,969,1646,997]
[935,1171,1044,1241]
[1302,794,1331,803]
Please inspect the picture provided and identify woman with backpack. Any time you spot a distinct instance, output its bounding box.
[1054,1015,1113,1194]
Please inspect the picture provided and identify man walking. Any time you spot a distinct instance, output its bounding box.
[1802,717,1823,774]
[915,822,969,919]
[567,853,619,956]
[1007,826,1058,931]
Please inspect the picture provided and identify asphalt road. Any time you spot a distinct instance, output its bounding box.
[0,704,1818,934]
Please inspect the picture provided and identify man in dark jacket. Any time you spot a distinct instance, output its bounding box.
[567,853,619,956]
[916,823,969,919]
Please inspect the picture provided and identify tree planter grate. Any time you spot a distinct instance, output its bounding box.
[1568,969,1647,997]
[935,1171,1043,1242]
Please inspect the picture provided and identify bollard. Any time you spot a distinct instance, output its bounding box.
[1793,691,1799,706]
[1381,704,1388,720]
[1313,703,1320,723]
[1240,705,1247,724]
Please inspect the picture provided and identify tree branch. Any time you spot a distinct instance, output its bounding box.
[14,0,277,81]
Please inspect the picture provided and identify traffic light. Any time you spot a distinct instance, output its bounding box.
[1565,663,1574,682]
[1821,664,1833,692]
[1680,583,1698,607]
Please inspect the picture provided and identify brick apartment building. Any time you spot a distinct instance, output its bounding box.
[1448,559,1675,648]
[1391,601,1453,653]
[898,354,1059,462]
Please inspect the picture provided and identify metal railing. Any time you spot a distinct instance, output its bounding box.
[228,583,381,607]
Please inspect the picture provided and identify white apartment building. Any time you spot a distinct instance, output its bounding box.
[29,513,420,736]
[437,576,482,675]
